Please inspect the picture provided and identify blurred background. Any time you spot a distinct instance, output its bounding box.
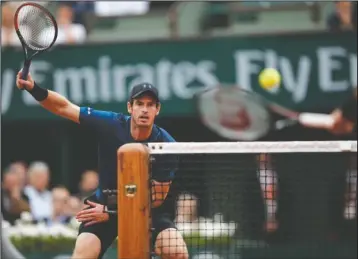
[1,1,357,259]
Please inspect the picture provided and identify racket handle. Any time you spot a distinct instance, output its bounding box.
[21,60,31,80]
[298,113,334,129]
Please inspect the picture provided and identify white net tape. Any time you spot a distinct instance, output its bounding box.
[149,141,357,154]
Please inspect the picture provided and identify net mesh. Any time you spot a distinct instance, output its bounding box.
[149,141,357,259]
[17,5,56,50]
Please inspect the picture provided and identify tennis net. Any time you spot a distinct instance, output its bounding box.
[147,141,357,259]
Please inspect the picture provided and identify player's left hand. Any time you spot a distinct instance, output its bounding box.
[76,200,109,226]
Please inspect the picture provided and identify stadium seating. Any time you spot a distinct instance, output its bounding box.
[87,2,174,42]
[48,1,337,42]
[202,1,335,37]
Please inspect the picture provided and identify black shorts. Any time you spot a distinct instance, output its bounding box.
[78,194,176,259]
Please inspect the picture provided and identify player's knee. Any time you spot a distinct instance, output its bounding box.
[155,228,189,259]
[72,233,101,259]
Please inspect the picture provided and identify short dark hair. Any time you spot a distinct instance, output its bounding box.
[129,96,160,107]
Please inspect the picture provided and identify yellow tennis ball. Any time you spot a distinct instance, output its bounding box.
[259,68,281,89]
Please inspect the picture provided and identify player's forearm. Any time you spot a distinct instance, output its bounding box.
[18,74,81,123]
[40,90,69,110]
[25,82,80,123]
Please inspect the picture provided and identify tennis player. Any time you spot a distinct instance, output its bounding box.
[16,71,189,259]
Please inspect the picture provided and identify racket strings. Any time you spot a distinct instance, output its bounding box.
[197,87,271,140]
[17,5,56,51]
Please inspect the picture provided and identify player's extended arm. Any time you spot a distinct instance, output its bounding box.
[16,72,80,123]
[40,91,80,123]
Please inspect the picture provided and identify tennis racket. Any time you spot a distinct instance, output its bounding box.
[196,85,335,141]
[14,2,58,81]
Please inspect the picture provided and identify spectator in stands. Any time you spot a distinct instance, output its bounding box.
[76,170,99,201]
[49,186,72,225]
[63,1,95,32]
[1,167,30,225]
[40,3,86,45]
[9,161,28,189]
[66,196,83,216]
[175,193,199,224]
[1,3,22,47]
[24,161,52,222]
[327,1,356,31]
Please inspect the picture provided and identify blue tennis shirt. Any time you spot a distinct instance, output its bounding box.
[79,107,177,199]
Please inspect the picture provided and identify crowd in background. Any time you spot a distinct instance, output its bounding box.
[327,1,357,31]
[1,161,99,227]
[2,155,356,234]
[2,1,88,46]
[1,1,357,47]
[1,1,162,46]
[1,158,276,228]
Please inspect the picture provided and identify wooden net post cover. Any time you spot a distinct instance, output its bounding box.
[117,143,151,259]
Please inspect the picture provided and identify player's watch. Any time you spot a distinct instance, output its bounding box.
[102,189,118,218]
[103,205,117,217]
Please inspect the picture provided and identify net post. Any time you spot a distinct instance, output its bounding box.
[117,143,151,259]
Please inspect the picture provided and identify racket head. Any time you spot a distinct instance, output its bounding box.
[14,2,58,55]
[195,85,273,141]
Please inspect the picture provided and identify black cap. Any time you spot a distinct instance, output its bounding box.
[129,83,159,102]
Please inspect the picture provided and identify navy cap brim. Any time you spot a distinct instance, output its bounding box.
[131,89,159,101]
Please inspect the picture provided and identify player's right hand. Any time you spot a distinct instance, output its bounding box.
[329,109,354,135]
[16,71,34,91]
